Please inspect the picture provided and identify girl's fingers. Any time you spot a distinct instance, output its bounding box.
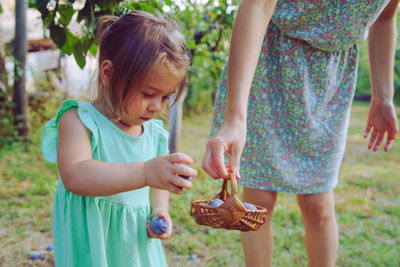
[168,153,193,164]
[368,128,379,150]
[147,221,156,237]
[173,163,197,178]
[167,182,185,194]
[373,131,385,152]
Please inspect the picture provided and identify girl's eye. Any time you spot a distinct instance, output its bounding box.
[163,96,170,100]
[143,92,154,97]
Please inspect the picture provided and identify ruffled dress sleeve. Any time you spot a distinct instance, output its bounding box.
[151,119,169,156]
[41,99,99,163]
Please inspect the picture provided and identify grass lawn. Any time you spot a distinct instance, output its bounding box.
[0,102,399,266]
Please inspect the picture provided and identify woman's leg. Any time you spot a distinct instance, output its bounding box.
[297,191,338,267]
[241,187,278,267]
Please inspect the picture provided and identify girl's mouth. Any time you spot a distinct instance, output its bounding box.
[140,117,150,121]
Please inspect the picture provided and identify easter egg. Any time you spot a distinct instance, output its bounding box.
[150,216,170,234]
[209,199,224,207]
[243,203,257,210]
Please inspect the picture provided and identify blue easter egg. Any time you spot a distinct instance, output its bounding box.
[209,199,224,207]
[150,216,170,234]
[243,203,257,210]
[30,252,43,260]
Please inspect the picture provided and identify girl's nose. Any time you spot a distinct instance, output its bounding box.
[148,99,163,113]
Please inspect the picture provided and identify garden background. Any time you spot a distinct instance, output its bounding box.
[0,1,399,266]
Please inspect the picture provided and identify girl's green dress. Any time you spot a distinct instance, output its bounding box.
[41,99,169,267]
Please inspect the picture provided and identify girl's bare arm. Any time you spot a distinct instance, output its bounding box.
[57,109,196,196]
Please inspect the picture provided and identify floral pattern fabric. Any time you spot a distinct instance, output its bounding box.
[210,1,389,193]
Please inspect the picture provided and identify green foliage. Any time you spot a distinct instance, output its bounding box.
[394,49,400,106]
[171,1,238,113]
[0,62,27,147]
[0,69,65,150]
[28,72,66,130]
[30,0,166,69]
[30,1,399,114]
[29,0,238,113]
[0,88,22,148]
[355,41,371,100]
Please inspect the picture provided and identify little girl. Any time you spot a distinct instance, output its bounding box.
[41,11,196,267]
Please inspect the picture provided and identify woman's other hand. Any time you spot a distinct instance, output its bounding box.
[364,98,399,151]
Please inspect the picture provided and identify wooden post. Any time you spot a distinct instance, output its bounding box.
[13,0,29,136]
[168,93,184,153]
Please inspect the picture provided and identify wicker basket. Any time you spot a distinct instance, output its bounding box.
[190,173,268,231]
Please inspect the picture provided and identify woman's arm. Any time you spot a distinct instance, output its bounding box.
[365,0,399,151]
[57,109,196,196]
[203,0,277,179]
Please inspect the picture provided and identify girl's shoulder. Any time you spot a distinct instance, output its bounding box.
[144,120,169,142]
[143,119,169,155]
[41,99,98,163]
[145,119,168,135]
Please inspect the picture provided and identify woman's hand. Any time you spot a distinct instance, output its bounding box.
[147,208,172,240]
[202,120,246,180]
[143,153,197,194]
[366,0,399,152]
[364,98,399,152]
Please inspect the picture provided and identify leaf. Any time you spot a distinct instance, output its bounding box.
[62,29,78,55]
[187,39,196,50]
[97,0,122,11]
[49,23,67,48]
[134,2,154,13]
[89,43,98,57]
[35,0,50,14]
[81,35,94,54]
[42,9,56,28]
[73,41,86,69]
[58,4,75,26]
[77,0,91,23]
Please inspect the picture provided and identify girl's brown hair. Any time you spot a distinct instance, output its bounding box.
[95,10,192,119]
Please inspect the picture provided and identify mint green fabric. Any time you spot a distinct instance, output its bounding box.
[42,99,169,267]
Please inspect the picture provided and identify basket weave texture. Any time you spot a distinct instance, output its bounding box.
[190,173,268,231]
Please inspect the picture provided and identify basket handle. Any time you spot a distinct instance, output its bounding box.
[229,171,238,196]
[220,172,238,197]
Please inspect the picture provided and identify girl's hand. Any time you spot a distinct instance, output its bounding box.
[364,98,399,152]
[147,208,172,239]
[202,120,246,180]
[143,153,197,194]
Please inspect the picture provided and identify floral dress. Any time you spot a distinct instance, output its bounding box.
[211,0,389,193]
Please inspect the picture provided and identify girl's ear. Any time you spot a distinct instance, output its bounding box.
[100,60,114,88]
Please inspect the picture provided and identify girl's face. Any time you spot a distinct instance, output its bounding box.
[121,61,186,127]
